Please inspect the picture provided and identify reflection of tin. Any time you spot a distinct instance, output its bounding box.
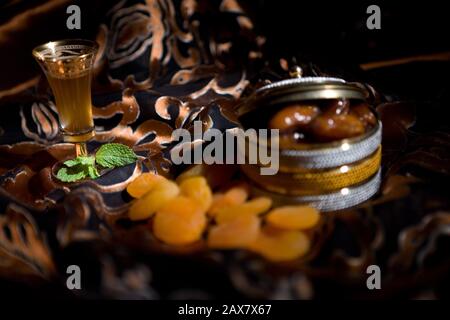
[236,76,382,211]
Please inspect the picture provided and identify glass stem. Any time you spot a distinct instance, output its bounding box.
[75,142,88,157]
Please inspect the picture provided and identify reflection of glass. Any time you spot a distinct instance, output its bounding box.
[32,39,98,156]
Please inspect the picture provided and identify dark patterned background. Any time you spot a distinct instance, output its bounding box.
[0,0,449,299]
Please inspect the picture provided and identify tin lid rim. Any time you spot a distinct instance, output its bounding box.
[255,77,346,93]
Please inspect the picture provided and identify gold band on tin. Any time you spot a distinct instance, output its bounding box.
[240,146,381,196]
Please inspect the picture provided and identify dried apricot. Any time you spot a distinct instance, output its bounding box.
[127,172,166,198]
[265,205,320,230]
[179,176,212,212]
[215,197,272,224]
[207,214,260,249]
[208,184,249,216]
[249,227,310,262]
[128,179,179,221]
[177,164,238,190]
[153,196,207,245]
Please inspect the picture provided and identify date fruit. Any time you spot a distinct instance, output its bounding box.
[324,99,350,116]
[310,114,365,142]
[350,103,377,127]
[269,104,319,132]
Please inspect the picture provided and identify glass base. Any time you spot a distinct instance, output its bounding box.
[75,143,89,157]
[62,129,95,143]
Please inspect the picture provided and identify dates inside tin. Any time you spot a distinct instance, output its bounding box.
[236,77,378,148]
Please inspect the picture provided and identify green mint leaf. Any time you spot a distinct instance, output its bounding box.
[64,156,95,167]
[88,165,100,179]
[95,143,138,168]
[64,158,82,167]
[78,156,96,166]
[56,165,88,182]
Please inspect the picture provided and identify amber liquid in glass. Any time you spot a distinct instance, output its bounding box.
[47,71,94,143]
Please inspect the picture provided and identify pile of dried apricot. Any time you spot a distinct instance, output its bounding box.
[126,172,321,262]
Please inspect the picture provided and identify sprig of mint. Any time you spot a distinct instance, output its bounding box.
[95,143,138,168]
[56,143,137,183]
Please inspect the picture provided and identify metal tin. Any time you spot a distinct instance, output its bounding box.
[236,75,382,211]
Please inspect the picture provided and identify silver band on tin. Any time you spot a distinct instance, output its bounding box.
[256,77,346,93]
[279,121,382,170]
[251,169,381,212]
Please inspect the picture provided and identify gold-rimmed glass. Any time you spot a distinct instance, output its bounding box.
[32,39,98,156]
